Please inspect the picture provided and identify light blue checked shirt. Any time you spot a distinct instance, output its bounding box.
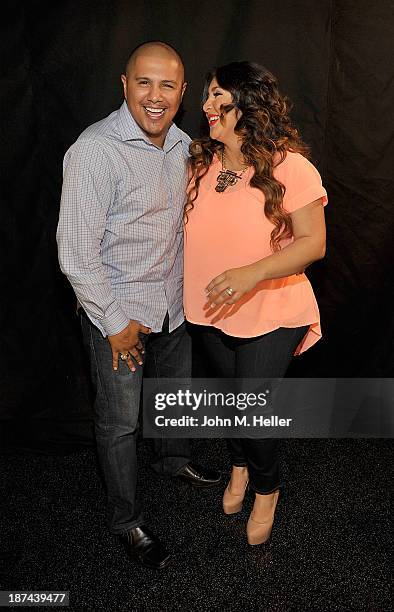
[57,101,191,336]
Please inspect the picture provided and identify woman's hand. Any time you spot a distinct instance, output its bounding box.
[205,199,326,309]
[205,264,261,307]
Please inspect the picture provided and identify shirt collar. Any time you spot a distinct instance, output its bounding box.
[117,100,186,152]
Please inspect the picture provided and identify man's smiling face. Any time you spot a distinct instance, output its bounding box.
[121,49,186,148]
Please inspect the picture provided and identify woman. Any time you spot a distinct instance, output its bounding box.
[183,61,327,545]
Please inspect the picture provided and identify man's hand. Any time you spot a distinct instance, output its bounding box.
[108,320,151,372]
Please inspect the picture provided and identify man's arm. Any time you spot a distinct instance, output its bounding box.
[57,139,129,336]
[57,139,151,371]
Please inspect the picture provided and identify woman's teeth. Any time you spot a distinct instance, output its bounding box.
[208,115,220,126]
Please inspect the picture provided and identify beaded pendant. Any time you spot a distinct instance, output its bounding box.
[215,169,242,192]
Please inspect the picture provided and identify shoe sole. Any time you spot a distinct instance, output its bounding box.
[124,549,172,570]
[134,555,172,570]
[119,539,172,570]
[177,478,221,488]
[247,532,273,546]
[223,503,243,514]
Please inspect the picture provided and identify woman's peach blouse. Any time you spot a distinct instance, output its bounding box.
[184,152,328,354]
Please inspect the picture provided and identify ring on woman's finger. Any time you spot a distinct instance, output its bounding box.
[120,352,129,361]
[226,287,234,296]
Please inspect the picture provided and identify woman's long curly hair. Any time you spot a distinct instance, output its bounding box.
[185,61,310,251]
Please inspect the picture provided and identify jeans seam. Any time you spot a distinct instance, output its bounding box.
[149,337,168,466]
[89,323,110,430]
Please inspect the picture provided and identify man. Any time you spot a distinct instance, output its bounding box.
[57,41,220,570]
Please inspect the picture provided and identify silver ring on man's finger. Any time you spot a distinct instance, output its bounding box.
[120,352,129,361]
[226,287,234,296]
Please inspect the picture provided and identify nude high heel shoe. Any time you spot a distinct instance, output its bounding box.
[246,490,279,545]
[222,467,249,515]
[222,480,249,514]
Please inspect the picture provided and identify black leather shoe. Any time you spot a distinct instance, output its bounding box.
[174,462,221,488]
[119,525,171,570]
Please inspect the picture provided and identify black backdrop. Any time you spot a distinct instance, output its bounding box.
[2,0,393,447]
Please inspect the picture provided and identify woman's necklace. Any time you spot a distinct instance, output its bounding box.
[215,150,248,193]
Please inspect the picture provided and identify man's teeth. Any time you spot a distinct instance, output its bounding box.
[145,107,165,113]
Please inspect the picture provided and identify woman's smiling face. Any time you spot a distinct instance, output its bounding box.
[203,77,240,144]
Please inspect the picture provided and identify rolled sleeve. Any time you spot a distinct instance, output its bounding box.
[276,153,328,213]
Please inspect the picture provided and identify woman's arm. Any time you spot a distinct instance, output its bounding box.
[206,198,326,306]
[252,198,326,279]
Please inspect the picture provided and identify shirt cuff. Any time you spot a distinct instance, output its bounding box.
[100,308,130,336]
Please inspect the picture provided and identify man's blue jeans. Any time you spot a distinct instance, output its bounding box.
[80,311,191,534]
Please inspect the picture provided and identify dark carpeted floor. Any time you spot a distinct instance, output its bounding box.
[0,438,391,612]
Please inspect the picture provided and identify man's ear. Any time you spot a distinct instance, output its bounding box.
[121,74,127,99]
[181,81,187,99]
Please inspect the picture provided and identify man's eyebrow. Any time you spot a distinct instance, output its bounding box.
[134,76,178,84]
